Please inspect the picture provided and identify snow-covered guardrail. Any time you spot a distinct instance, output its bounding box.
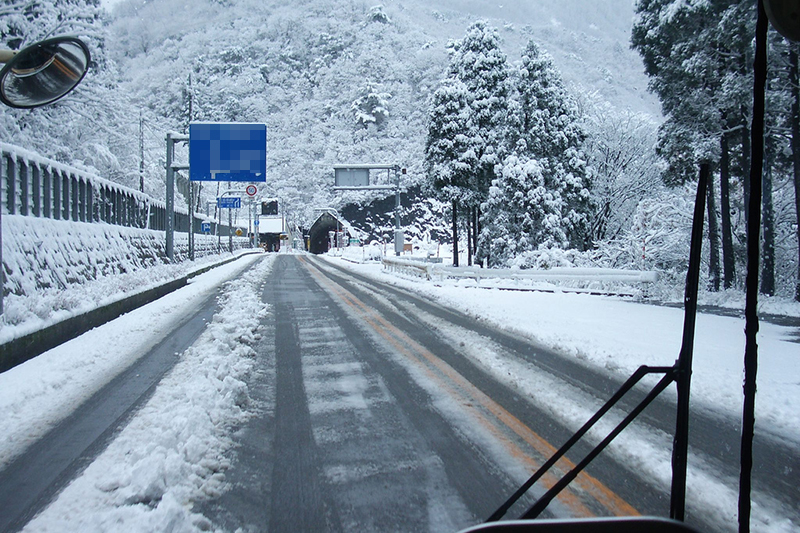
[0,142,241,239]
[338,244,385,263]
[382,256,659,294]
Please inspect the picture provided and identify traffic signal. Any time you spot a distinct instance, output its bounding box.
[261,199,278,215]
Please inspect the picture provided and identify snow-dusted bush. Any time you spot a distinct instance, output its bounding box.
[352,81,392,129]
[507,246,594,270]
[591,186,700,299]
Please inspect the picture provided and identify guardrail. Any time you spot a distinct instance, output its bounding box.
[382,256,659,295]
[0,142,244,240]
[337,244,385,263]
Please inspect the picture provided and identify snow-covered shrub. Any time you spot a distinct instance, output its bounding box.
[352,81,392,129]
[368,5,391,24]
[364,243,383,261]
[507,246,594,270]
[592,186,700,299]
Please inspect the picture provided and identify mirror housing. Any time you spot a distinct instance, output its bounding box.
[763,0,800,42]
[0,36,90,109]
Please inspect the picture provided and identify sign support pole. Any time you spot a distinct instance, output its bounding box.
[165,133,175,261]
[165,133,189,262]
[188,184,194,261]
[332,163,404,256]
[394,166,401,256]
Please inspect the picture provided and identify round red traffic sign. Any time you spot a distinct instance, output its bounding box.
[246,184,258,197]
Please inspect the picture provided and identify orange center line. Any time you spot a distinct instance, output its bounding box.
[302,258,639,518]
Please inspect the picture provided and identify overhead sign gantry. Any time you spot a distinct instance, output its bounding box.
[333,164,405,255]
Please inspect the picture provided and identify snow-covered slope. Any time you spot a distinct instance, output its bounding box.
[106,0,658,225]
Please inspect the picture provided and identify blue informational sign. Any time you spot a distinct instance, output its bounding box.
[217,197,241,209]
[201,222,211,234]
[189,123,267,182]
[253,219,260,226]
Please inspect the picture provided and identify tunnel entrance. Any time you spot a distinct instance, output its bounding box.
[307,210,348,254]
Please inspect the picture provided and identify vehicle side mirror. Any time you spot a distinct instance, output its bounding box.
[0,36,90,109]
[763,0,800,42]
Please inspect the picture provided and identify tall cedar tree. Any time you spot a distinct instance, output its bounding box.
[424,77,472,265]
[448,21,510,263]
[632,0,755,291]
[481,41,591,266]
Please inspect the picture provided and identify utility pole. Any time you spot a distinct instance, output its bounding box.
[139,112,144,192]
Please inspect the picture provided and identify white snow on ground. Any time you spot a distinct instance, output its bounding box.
[18,254,274,532]
[320,255,800,532]
[0,253,264,470]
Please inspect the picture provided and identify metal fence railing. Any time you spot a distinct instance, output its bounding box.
[382,255,659,296]
[0,142,242,240]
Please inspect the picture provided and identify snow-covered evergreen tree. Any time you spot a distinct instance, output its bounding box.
[632,0,755,291]
[482,154,570,265]
[446,21,510,202]
[424,77,472,202]
[481,40,591,266]
[423,21,510,263]
[446,21,511,263]
[351,81,391,130]
[424,76,473,262]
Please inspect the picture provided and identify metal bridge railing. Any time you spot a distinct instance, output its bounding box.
[382,255,659,296]
[0,142,237,238]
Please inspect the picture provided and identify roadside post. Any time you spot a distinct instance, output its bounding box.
[246,184,258,247]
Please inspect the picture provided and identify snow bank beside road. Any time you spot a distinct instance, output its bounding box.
[21,254,274,532]
[324,257,800,444]
[0,254,263,470]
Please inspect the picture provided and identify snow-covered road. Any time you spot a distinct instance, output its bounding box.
[1,252,797,532]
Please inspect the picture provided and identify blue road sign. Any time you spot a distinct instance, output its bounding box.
[254,219,260,226]
[190,123,267,182]
[217,197,241,209]
[201,222,211,233]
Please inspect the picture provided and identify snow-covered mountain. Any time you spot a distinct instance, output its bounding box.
[104,0,658,226]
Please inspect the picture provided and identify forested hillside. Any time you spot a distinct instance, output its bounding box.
[0,0,656,219]
[4,0,800,299]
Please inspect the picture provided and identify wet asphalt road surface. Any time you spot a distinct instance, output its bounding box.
[201,255,799,532]
[198,255,729,532]
[4,253,797,532]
